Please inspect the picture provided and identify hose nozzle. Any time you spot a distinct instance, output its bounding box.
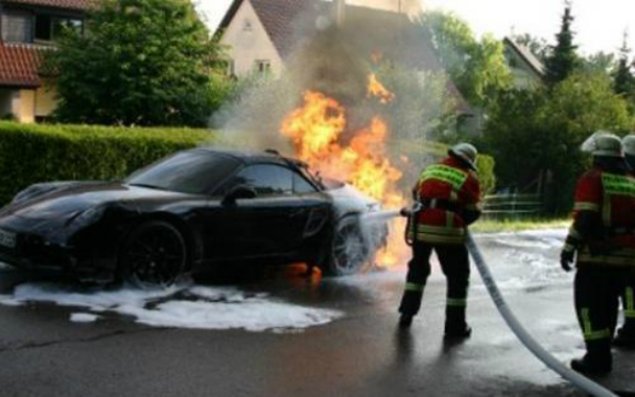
[400,202,422,217]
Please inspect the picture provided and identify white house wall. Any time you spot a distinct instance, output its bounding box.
[220,0,284,77]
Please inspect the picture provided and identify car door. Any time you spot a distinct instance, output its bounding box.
[291,169,333,247]
[208,163,311,260]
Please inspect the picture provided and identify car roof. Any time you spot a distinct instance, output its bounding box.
[193,147,307,168]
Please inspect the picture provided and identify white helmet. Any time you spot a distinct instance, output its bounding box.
[581,131,623,158]
[623,134,635,156]
[449,142,478,170]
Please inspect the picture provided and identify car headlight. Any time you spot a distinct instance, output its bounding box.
[71,206,106,227]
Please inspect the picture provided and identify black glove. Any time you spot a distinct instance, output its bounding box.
[560,248,575,272]
[400,207,411,218]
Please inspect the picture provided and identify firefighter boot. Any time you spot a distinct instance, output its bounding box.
[398,287,424,329]
[398,314,413,328]
[444,305,471,339]
[571,339,612,375]
[613,323,635,348]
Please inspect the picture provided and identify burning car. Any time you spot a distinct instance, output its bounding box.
[0,148,388,285]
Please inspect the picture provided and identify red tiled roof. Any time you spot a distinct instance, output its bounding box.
[0,43,44,88]
[219,0,442,68]
[249,0,316,59]
[3,0,93,11]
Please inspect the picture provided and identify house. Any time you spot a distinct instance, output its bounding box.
[217,0,439,77]
[503,36,546,89]
[0,0,90,122]
[217,0,472,116]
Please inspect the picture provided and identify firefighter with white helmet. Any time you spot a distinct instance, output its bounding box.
[613,134,635,348]
[561,131,635,374]
[398,142,481,338]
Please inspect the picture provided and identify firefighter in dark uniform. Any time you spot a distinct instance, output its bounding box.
[561,132,635,375]
[614,134,635,348]
[398,143,482,338]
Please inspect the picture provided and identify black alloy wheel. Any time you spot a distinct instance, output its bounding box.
[327,216,370,276]
[119,220,187,287]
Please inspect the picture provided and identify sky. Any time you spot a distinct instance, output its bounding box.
[196,0,635,55]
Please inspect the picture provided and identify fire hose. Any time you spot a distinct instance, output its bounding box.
[381,207,618,397]
[465,232,618,397]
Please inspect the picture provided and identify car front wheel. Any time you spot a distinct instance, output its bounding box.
[322,215,371,277]
[119,220,187,287]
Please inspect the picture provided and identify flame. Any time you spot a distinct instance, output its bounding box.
[368,73,395,104]
[281,74,407,268]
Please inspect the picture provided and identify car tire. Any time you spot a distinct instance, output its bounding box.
[321,215,372,277]
[118,220,187,287]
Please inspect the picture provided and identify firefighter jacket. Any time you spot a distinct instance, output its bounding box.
[412,156,481,245]
[564,163,635,267]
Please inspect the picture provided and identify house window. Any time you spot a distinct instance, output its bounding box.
[34,14,83,42]
[255,60,271,74]
[242,19,253,32]
[1,11,33,43]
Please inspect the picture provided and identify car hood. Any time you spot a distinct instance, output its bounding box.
[324,183,381,217]
[1,181,188,221]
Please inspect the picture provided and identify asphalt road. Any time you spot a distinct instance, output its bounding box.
[0,230,633,397]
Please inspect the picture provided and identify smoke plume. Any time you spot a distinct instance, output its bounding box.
[211,0,452,188]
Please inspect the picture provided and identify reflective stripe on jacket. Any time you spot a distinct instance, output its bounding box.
[414,157,481,245]
[566,167,635,267]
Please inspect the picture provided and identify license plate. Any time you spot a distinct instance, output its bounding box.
[0,229,16,249]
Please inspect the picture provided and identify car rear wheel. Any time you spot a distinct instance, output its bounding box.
[322,215,371,277]
[119,220,187,287]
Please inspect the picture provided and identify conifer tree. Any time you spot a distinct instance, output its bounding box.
[613,31,635,99]
[545,2,579,84]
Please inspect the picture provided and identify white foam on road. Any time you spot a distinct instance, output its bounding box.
[474,229,572,291]
[0,283,343,332]
[70,313,100,323]
[485,229,567,250]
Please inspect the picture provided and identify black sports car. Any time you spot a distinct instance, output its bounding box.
[0,148,387,285]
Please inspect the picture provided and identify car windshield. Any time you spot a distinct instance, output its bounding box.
[297,165,324,190]
[126,150,241,194]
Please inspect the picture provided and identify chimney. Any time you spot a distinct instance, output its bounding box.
[334,0,346,26]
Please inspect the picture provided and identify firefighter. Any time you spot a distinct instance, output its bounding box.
[398,143,481,339]
[561,132,635,375]
[613,134,635,348]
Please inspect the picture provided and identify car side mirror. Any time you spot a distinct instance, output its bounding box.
[222,185,257,205]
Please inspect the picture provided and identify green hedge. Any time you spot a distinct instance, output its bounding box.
[391,139,497,195]
[0,122,214,204]
[0,122,495,205]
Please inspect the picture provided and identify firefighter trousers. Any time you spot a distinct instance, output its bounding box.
[621,274,635,333]
[399,241,470,330]
[574,267,630,365]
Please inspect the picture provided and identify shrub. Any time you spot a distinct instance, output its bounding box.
[391,138,496,195]
[0,122,214,203]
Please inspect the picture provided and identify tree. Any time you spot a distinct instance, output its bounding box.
[613,32,635,99]
[47,0,227,127]
[484,72,632,213]
[544,3,579,85]
[482,88,548,191]
[460,34,511,107]
[582,52,616,74]
[417,11,511,107]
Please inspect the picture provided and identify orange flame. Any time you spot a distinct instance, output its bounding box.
[281,79,408,268]
[368,73,395,104]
